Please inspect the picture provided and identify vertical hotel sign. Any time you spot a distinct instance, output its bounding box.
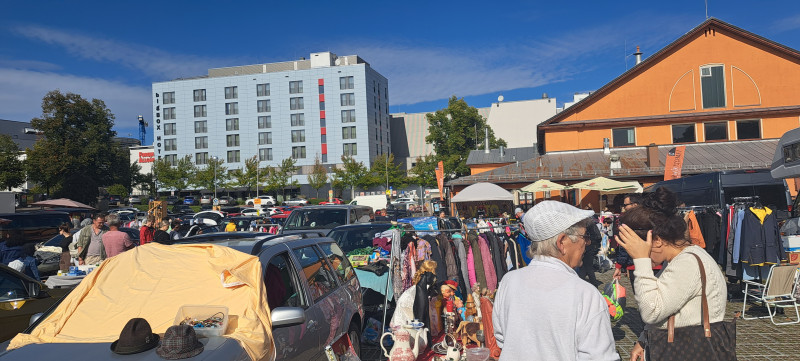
[664,146,686,181]
[435,161,445,201]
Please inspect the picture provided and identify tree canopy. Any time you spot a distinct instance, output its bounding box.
[408,155,438,188]
[0,135,25,191]
[426,96,506,179]
[193,157,227,195]
[307,155,328,199]
[371,153,407,190]
[331,155,371,199]
[265,157,299,202]
[153,155,196,193]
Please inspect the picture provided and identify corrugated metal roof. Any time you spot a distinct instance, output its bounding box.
[466,146,537,165]
[448,139,778,186]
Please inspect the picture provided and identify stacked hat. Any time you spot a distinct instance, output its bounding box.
[522,201,594,241]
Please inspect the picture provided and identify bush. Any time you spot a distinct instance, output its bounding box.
[308,198,325,205]
[106,184,129,199]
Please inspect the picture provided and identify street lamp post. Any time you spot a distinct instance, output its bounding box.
[256,156,260,197]
[211,156,218,200]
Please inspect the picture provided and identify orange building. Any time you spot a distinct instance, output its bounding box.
[450,18,800,211]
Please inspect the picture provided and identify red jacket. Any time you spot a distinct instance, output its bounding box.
[139,226,154,245]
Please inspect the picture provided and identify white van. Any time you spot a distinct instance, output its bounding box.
[348,195,389,212]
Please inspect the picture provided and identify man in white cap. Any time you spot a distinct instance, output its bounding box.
[493,201,619,361]
[514,207,524,221]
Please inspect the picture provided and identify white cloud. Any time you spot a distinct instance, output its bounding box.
[12,25,232,80]
[772,14,800,33]
[0,68,150,136]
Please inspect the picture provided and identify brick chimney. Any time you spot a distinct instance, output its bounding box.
[646,143,660,168]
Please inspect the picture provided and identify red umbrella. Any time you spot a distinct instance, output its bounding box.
[30,198,96,210]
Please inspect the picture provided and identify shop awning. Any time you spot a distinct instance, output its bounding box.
[451,182,514,202]
[568,177,642,194]
[520,179,566,193]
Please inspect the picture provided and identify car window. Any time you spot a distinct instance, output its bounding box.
[291,246,337,302]
[0,270,28,301]
[284,209,347,230]
[329,227,390,254]
[349,209,357,224]
[265,252,306,310]
[318,242,355,282]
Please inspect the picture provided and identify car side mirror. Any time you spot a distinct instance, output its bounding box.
[271,307,305,328]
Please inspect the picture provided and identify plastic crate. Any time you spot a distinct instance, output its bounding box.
[173,305,229,338]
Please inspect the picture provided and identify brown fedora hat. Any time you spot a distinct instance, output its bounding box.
[111,318,160,355]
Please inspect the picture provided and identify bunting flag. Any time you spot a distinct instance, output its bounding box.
[664,145,686,181]
[435,161,445,201]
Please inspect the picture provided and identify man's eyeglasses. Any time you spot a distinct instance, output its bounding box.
[568,233,592,243]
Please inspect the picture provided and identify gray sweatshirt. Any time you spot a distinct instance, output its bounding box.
[493,256,619,361]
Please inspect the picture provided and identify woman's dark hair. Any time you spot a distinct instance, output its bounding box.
[619,188,688,246]
[58,223,71,233]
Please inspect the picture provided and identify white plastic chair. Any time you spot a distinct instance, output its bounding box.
[741,264,800,325]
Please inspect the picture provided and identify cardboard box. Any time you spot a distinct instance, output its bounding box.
[788,252,800,265]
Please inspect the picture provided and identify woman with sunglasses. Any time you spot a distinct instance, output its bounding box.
[615,188,726,361]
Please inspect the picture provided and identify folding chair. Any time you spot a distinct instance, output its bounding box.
[741,264,800,325]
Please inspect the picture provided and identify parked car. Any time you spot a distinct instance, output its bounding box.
[0,212,71,245]
[284,198,308,206]
[171,204,194,215]
[128,195,142,205]
[218,196,235,205]
[319,198,344,205]
[107,195,122,206]
[200,194,212,205]
[36,227,141,276]
[164,196,180,205]
[8,236,364,360]
[391,197,417,206]
[245,195,276,206]
[183,196,198,205]
[0,263,72,342]
[280,205,372,236]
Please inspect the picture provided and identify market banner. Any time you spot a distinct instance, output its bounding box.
[664,145,686,181]
[436,161,445,200]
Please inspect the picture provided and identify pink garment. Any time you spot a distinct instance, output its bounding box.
[416,238,431,261]
[401,243,417,294]
[101,230,134,258]
[467,245,477,288]
[479,234,497,291]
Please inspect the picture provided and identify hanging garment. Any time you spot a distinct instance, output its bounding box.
[392,229,404,303]
[416,237,432,262]
[478,234,497,291]
[732,209,745,264]
[453,234,470,292]
[440,234,459,281]
[426,234,448,283]
[468,231,488,290]
[516,232,532,265]
[467,244,477,288]
[740,207,784,266]
[486,232,507,282]
[699,211,721,261]
[448,238,468,297]
[685,210,706,249]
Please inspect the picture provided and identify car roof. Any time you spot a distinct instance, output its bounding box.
[290,205,368,210]
[328,222,395,231]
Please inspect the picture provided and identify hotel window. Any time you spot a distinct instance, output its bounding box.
[736,119,761,140]
[165,154,177,166]
[343,143,357,156]
[340,76,354,90]
[224,86,238,99]
[226,118,239,131]
[291,146,306,159]
[194,121,207,133]
[258,132,272,145]
[342,126,357,140]
[194,105,207,118]
[700,65,725,109]
[672,124,696,143]
[290,97,304,110]
[193,89,206,102]
[612,128,635,147]
[289,81,303,94]
[225,102,239,115]
[341,93,355,106]
[259,148,273,161]
[257,100,271,113]
[164,123,176,136]
[163,92,175,104]
[257,83,270,97]
[195,136,208,149]
[341,110,356,123]
[291,113,305,126]
[163,107,176,120]
[195,152,208,165]
[226,134,240,147]
[291,130,306,143]
[258,116,271,129]
[227,150,240,163]
[704,122,728,141]
[164,139,177,151]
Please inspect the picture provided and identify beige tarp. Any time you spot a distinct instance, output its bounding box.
[9,243,275,361]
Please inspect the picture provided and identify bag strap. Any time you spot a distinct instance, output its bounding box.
[666,251,711,342]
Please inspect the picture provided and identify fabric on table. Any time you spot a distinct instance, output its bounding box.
[354,268,393,299]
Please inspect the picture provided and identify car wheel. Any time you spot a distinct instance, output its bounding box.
[348,322,360,357]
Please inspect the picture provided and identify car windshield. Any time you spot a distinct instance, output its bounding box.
[328,225,391,254]
[44,234,65,247]
[284,209,347,230]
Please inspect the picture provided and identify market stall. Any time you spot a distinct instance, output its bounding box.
[567,176,642,209]
[451,182,514,218]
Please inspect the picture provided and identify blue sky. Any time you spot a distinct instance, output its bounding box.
[3,1,800,145]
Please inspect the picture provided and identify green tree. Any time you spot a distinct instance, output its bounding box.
[26,90,122,203]
[266,157,299,203]
[153,155,195,193]
[227,156,258,197]
[307,155,329,199]
[426,96,506,179]
[371,153,407,190]
[106,184,129,198]
[193,157,227,195]
[331,155,371,200]
[409,155,438,187]
[0,134,25,191]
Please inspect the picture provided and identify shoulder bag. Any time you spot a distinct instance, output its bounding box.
[645,252,738,361]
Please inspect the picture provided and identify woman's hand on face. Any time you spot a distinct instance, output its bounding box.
[615,224,652,259]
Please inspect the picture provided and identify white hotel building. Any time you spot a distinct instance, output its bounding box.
[151,52,390,185]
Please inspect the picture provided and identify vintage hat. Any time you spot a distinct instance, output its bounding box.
[523,201,594,242]
[514,207,524,215]
[443,280,458,290]
[110,318,160,355]
[156,325,204,360]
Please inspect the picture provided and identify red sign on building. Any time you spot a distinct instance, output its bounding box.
[139,152,155,163]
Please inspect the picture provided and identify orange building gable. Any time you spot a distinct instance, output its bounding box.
[539,18,800,153]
